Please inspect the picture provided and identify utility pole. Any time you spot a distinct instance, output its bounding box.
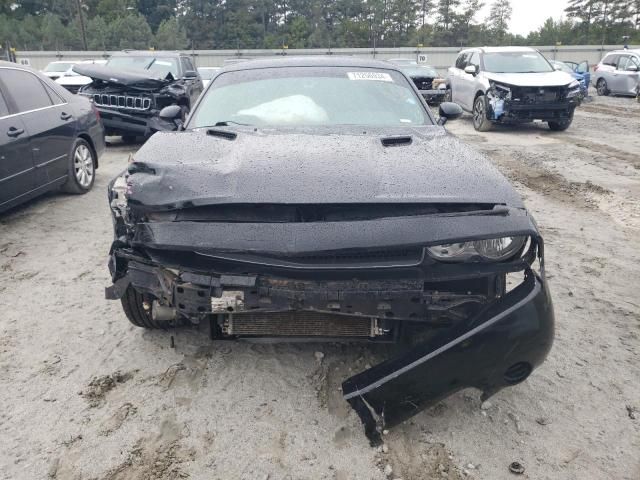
[76,0,88,50]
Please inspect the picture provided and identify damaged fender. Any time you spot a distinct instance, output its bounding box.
[342,269,554,445]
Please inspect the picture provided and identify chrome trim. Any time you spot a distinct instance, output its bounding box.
[88,93,152,111]
[0,67,68,120]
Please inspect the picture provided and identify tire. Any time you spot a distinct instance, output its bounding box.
[120,286,182,329]
[472,95,492,132]
[596,78,609,96]
[548,111,574,131]
[61,138,95,194]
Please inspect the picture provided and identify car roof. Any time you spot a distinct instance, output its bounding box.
[221,56,402,72]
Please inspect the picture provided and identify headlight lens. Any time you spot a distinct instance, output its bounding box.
[427,236,527,262]
[568,80,580,89]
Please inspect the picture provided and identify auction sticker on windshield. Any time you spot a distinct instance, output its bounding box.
[347,72,393,82]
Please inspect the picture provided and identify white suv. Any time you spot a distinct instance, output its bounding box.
[593,49,640,97]
[447,47,580,131]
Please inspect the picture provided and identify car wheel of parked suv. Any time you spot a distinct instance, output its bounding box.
[62,138,96,194]
[596,79,609,96]
[473,95,492,132]
[121,286,183,329]
[548,114,574,131]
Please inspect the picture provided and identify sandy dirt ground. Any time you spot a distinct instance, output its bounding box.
[1,93,639,480]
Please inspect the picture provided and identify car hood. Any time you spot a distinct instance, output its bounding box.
[125,126,524,210]
[72,64,173,88]
[484,70,575,87]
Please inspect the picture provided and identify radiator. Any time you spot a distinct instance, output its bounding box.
[223,311,380,337]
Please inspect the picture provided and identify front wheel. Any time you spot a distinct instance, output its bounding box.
[120,286,183,329]
[596,79,609,96]
[61,138,95,194]
[548,113,574,131]
[473,95,492,132]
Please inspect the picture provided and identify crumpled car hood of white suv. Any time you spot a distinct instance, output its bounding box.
[484,70,575,87]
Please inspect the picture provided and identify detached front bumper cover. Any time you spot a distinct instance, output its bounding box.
[342,269,553,445]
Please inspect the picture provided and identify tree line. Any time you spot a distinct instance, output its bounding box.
[0,0,638,52]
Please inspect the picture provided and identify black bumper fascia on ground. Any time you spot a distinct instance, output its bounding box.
[342,269,553,444]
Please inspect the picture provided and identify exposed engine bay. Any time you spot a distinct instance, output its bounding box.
[486,80,581,123]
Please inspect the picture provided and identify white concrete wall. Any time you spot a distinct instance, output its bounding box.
[16,45,639,73]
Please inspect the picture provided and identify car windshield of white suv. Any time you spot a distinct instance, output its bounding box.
[44,62,75,72]
[483,52,554,74]
[191,66,431,128]
[106,56,179,78]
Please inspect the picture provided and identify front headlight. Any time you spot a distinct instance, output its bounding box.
[489,80,512,99]
[427,236,527,262]
[568,80,580,89]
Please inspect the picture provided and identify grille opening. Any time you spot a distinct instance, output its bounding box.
[147,203,499,223]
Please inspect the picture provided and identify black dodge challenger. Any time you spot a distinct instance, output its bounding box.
[105,57,554,444]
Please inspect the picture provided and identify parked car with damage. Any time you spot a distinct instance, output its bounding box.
[388,59,447,104]
[56,59,107,94]
[593,49,640,98]
[0,62,105,213]
[104,57,554,444]
[448,46,581,131]
[74,51,203,141]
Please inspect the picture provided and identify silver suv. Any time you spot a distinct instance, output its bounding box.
[593,49,640,97]
[448,47,580,131]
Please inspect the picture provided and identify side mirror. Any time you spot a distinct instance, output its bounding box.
[464,65,477,75]
[553,64,562,71]
[159,104,182,120]
[183,70,198,79]
[438,102,463,125]
[627,65,639,72]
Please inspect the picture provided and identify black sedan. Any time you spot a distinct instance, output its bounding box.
[0,61,105,213]
[105,57,554,444]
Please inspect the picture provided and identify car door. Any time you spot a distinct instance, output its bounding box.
[449,53,469,107]
[616,55,640,95]
[0,87,34,210]
[458,52,480,111]
[597,54,618,89]
[0,68,76,188]
[180,57,203,106]
[610,54,636,93]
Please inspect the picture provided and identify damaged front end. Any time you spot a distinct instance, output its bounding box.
[75,65,187,137]
[106,162,554,444]
[486,79,581,123]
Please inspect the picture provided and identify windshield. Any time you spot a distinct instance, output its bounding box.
[483,51,553,73]
[45,62,75,72]
[190,66,431,128]
[401,66,439,78]
[106,56,179,77]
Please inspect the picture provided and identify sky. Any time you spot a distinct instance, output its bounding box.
[478,0,570,36]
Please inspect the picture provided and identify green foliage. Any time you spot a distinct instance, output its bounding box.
[0,0,639,51]
[154,18,188,49]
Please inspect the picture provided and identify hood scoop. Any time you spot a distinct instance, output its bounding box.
[207,129,238,141]
[381,136,412,147]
